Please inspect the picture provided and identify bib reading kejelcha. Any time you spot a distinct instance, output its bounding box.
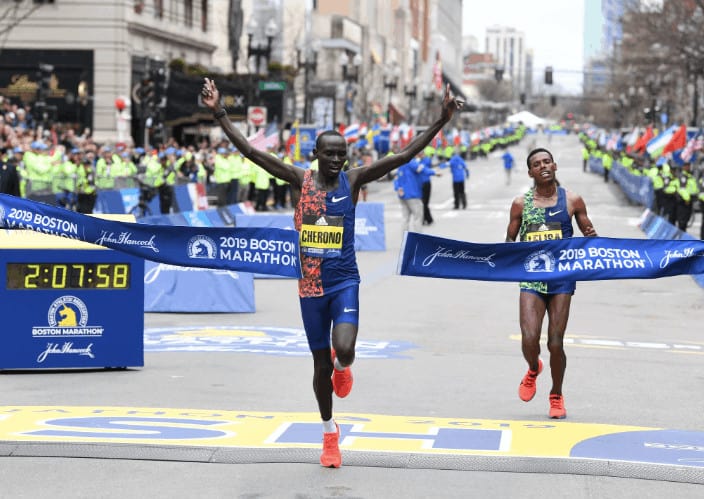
[300,214,344,258]
[523,222,563,241]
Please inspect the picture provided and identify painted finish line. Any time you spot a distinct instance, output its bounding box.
[0,407,703,469]
[144,326,416,358]
[509,334,704,355]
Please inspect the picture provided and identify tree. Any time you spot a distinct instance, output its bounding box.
[0,0,43,41]
[605,0,704,127]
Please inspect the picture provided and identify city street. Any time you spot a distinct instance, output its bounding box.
[1,133,703,498]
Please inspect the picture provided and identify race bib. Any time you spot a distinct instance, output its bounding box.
[300,215,344,258]
[524,222,563,242]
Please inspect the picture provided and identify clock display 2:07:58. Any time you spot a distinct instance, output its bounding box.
[6,263,131,290]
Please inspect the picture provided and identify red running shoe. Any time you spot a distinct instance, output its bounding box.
[320,423,341,468]
[518,358,543,402]
[331,348,353,398]
[549,394,567,419]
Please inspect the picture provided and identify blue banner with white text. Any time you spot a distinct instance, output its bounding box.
[0,194,301,278]
[144,261,255,313]
[398,232,704,282]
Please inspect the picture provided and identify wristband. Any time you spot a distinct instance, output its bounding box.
[213,109,227,119]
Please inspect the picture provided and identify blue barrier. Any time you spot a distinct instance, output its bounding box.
[588,157,604,175]
[144,260,255,312]
[610,162,654,208]
[354,202,386,251]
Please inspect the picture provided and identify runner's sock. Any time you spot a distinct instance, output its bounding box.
[334,358,345,371]
[323,419,337,433]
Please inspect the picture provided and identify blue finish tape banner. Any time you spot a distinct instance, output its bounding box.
[235,213,296,279]
[0,194,301,279]
[398,232,704,282]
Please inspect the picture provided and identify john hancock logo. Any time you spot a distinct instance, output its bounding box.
[187,235,217,259]
[524,250,556,273]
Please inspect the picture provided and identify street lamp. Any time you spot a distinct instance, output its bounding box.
[246,18,277,75]
[297,38,320,123]
[339,51,362,124]
[404,77,418,124]
[384,64,400,123]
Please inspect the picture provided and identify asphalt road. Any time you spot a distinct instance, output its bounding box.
[1,133,703,498]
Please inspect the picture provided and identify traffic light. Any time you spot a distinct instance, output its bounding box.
[36,63,54,103]
[520,93,526,105]
[550,95,557,107]
[494,67,504,82]
[150,65,168,109]
[545,66,553,85]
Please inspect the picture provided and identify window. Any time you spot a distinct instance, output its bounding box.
[154,0,163,19]
[185,0,193,27]
[200,0,208,32]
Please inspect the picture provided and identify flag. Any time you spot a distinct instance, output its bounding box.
[343,122,359,143]
[662,124,687,155]
[645,125,678,157]
[680,132,704,162]
[286,119,301,160]
[248,122,280,152]
[606,132,619,151]
[632,126,653,153]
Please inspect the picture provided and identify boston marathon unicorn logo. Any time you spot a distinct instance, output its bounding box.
[524,250,556,273]
[187,235,217,259]
[48,296,89,328]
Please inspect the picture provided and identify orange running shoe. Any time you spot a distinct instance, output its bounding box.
[518,358,543,402]
[549,394,566,419]
[331,348,353,398]
[320,423,341,468]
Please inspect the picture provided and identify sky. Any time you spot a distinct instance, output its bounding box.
[462,0,586,94]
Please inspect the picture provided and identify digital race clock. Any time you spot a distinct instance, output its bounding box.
[0,219,144,370]
[6,263,131,290]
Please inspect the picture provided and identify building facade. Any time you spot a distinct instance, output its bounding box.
[484,25,527,94]
[0,0,464,147]
[0,0,217,144]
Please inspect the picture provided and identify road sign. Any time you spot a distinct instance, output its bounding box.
[258,81,287,91]
[247,106,267,127]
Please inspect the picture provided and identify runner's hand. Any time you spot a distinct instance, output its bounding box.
[201,78,220,111]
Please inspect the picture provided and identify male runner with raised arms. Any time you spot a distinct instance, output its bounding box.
[201,77,463,467]
[505,148,597,419]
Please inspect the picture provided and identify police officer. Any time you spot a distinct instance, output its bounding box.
[601,150,613,183]
[76,159,97,214]
[154,149,177,214]
[0,147,21,196]
[674,162,700,232]
[662,163,678,224]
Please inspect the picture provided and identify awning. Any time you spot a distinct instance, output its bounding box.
[442,71,467,101]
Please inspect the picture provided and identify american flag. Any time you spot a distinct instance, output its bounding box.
[249,123,280,152]
[680,133,704,162]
